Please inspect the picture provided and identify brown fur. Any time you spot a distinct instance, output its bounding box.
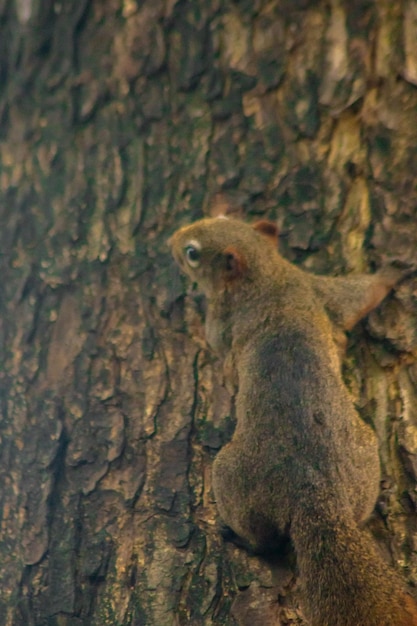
[169,216,417,626]
[252,219,279,247]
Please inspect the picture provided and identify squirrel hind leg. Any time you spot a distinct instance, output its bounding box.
[399,593,417,626]
[219,521,292,563]
[218,522,263,553]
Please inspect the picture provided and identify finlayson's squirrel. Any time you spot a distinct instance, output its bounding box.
[169,216,417,626]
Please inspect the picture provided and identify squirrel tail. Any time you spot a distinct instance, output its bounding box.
[291,502,417,626]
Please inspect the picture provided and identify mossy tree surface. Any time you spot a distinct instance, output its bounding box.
[1,1,417,625]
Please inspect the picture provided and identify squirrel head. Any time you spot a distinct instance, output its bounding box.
[168,217,279,296]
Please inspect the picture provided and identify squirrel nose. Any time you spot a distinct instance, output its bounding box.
[163,263,186,312]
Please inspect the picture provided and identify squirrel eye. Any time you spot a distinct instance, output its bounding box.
[184,243,201,268]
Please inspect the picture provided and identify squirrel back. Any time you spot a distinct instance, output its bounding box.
[169,216,417,626]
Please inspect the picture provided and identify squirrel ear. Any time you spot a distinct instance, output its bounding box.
[223,245,247,280]
[252,220,279,247]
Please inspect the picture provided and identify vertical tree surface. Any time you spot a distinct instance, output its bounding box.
[1,1,417,624]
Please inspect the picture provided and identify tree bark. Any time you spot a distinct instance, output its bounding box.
[1,1,417,624]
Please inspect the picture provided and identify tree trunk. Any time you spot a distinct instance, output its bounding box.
[1,1,417,624]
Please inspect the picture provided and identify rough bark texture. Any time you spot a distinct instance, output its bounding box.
[1,1,417,625]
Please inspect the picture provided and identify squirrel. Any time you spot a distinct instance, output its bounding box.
[169,216,417,626]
